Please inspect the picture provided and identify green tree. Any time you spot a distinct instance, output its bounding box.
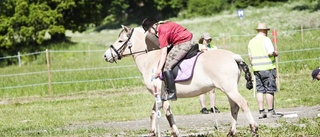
[0,0,103,49]
[0,0,103,66]
[187,0,227,17]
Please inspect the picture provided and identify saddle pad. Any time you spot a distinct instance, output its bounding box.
[160,52,201,82]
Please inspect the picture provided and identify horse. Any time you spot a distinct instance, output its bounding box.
[103,25,258,137]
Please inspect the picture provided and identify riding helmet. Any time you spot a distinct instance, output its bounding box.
[142,17,158,32]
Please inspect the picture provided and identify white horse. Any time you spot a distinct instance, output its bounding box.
[104,26,258,137]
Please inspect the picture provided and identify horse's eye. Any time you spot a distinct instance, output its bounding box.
[118,40,123,43]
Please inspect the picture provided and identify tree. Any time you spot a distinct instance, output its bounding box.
[0,0,103,49]
[187,0,227,17]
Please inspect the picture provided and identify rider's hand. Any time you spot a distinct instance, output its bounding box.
[154,69,161,79]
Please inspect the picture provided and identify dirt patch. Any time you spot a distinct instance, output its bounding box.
[62,105,320,136]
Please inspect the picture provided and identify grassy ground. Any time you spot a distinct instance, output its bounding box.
[0,1,320,136]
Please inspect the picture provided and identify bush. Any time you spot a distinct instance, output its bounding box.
[186,0,227,17]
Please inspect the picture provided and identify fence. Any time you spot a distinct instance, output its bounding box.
[0,28,319,95]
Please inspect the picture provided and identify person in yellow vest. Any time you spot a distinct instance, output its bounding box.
[248,23,282,119]
[198,32,220,114]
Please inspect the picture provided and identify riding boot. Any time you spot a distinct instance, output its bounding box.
[163,70,177,101]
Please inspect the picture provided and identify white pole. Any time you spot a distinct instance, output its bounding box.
[18,52,21,67]
[151,68,161,137]
[46,49,52,95]
[253,74,256,98]
[88,45,91,61]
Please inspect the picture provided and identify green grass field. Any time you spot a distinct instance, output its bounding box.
[0,1,320,136]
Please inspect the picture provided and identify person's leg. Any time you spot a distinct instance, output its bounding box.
[266,93,280,117]
[266,93,274,111]
[209,90,215,108]
[209,89,220,113]
[163,41,194,101]
[254,71,267,118]
[162,70,177,101]
[257,93,265,110]
[257,92,266,119]
[263,69,282,117]
[199,94,206,108]
[265,69,277,112]
[199,94,208,114]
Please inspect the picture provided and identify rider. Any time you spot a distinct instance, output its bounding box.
[142,17,196,101]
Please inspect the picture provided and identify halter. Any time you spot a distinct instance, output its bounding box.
[109,28,154,62]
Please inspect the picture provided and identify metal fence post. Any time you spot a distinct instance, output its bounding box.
[46,49,52,95]
[18,52,21,67]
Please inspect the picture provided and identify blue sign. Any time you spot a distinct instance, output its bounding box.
[237,9,244,19]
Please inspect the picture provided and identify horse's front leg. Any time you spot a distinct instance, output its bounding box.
[149,102,157,137]
[163,101,179,137]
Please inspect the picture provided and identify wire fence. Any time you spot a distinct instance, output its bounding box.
[0,27,319,94]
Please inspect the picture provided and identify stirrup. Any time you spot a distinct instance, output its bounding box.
[162,92,177,101]
[166,93,177,101]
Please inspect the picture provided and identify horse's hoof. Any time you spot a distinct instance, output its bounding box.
[250,124,259,137]
[171,133,178,137]
[252,133,259,137]
[227,132,236,137]
[148,131,156,137]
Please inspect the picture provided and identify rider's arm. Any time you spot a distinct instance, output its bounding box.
[155,46,168,78]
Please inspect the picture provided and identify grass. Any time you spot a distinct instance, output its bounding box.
[0,1,320,136]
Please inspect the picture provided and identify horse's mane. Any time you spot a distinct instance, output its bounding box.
[135,27,145,32]
[122,26,160,51]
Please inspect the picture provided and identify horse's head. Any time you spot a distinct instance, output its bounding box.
[104,25,160,63]
[104,25,135,63]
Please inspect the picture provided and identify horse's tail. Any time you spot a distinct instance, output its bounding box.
[234,54,253,90]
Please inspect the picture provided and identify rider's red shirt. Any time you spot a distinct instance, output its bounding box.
[157,22,193,48]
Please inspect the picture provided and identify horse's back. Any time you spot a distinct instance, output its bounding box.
[198,49,240,73]
[186,49,241,93]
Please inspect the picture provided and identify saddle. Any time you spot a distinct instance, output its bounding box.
[160,44,202,82]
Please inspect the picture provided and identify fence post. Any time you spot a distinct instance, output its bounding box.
[46,49,52,95]
[301,24,304,43]
[272,30,280,92]
[222,34,226,49]
[88,45,91,61]
[17,52,21,67]
[228,33,231,46]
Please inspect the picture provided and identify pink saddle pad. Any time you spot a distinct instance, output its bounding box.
[160,52,201,82]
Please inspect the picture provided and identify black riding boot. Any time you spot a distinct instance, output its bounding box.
[163,70,177,101]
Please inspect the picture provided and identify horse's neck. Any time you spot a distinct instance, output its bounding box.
[133,50,161,77]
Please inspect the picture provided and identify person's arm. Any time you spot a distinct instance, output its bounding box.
[248,49,252,65]
[200,41,209,52]
[265,38,278,57]
[154,47,168,78]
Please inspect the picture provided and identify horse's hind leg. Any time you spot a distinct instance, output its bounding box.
[227,96,240,136]
[149,102,157,136]
[226,91,258,136]
[162,101,179,137]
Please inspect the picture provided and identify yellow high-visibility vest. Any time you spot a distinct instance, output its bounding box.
[248,35,275,71]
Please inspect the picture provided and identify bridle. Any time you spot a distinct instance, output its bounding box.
[109,28,151,63]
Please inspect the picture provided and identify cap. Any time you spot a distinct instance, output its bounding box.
[311,68,320,80]
[256,23,270,30]
[201,32,212,40]
[141,17,158,32]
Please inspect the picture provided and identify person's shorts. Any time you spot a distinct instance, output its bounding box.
[254,69,277,93]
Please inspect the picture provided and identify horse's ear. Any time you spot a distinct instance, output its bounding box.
[121,25,131,33]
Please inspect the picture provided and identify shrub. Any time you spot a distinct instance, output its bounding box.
[186,0,227,17]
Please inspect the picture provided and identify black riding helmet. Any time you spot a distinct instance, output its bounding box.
[142,17,158,32]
